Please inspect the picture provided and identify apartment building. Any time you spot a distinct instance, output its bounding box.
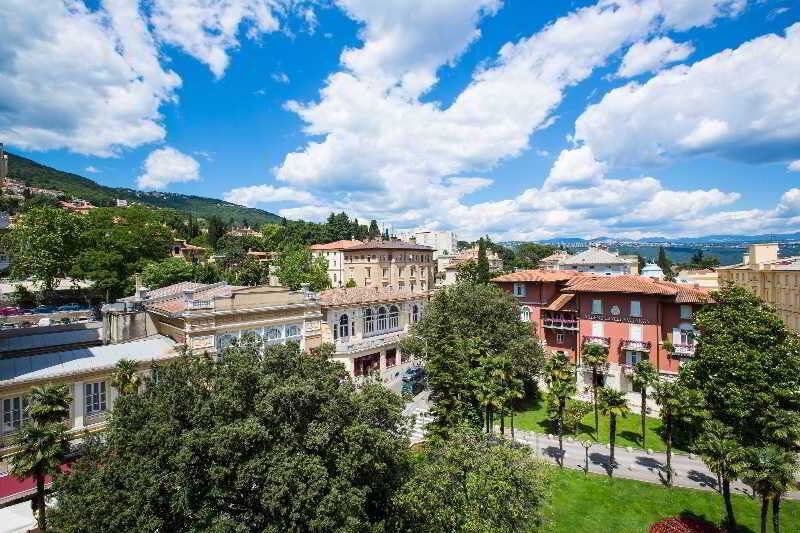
[320,286,427,379]
[341,240,435,291]
[717,243,800,331]
[397,230,457,259]
[492,270,711,392]
[310,239,363,287]
[542,246,638,275]
[438,245,503,286]
[103,281,322,354]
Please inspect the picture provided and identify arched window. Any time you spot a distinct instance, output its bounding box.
[520,306,531,322]
[364,308,375,334]
[377,306,387,330]
[412,304,419,323]
[338,314,350,339]
[388,305,399,329]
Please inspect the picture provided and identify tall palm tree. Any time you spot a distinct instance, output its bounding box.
[742,446,798,533]
[631,360,658,448]
[694,420,744,530]
[28,384,71,425]
[653,380,701,487]
[581,343,607,438]
[597,387,629,476]
[111,358,143,396]
[10,423,69,531]
[548,378,575,468]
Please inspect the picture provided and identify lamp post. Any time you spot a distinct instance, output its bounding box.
[582,440,593,475]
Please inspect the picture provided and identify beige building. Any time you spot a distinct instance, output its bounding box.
[717,243,800,331]
[104,281,322,354]
[310,239,363,288]
[547,246,639,276]
[676,268,719,289]
[320,287,427,379]
[540,251,569,270]
[438,245,503,286]
[341,240,435,291]
[170,239,207,264]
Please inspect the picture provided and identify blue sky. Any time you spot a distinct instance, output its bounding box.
[2,0,799,240]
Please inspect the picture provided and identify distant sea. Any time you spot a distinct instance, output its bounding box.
[601,244,800,266]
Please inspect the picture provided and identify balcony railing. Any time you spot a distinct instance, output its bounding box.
[335,330,406,354]
[579,361,610,374]
[672,343,696,356]
[582,335,610,348]
[620,340,652,352]
[543,318,579,330]
[187,299,213,310]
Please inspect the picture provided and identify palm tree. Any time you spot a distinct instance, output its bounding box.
[742,446,798,533]
[111,358,143,396]
[631,360,658,448]
[581,343,607,438]
[653,380,701,487]
[597,387,629,476]
[506,377,524,443]
[10,423,69,531]
[694,420,744,529]
[28,384,71,425]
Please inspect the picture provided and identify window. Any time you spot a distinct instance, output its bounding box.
[411,304,419,323]
[680,305,693,319]
[267,327,282,341]
[217,332,237,350]
[591,299,603,315]
[591,321,604,337]
[513,283,527,297]
[382,268,388,278]
[2,396,30,434]
[630,300,641,317]
[338,314,350,339]
[625,350,643,366]
[85,382,107,416]
[556,332,565,344]
[410,266,416,277]
[388,305,399,329]
[629,325,642,341]
[364,308,375,334]
[520,306,531,322]
[377,307,388,330]
[286,324,301,339]
[385,348,398,368]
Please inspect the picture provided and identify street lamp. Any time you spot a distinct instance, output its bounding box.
[581,440,593,475]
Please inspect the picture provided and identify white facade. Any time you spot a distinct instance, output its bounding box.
[398,230,457,259]
[310,240,363,288]
[558,247,638,276]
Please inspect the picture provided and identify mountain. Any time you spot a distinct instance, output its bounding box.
[5,152,281,225]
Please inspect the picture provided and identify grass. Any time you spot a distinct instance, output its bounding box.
[504,393,678,453]
[546,467,800,533]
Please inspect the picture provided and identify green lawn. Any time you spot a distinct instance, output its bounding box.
[504,394,677,453]
[547,467,800,533]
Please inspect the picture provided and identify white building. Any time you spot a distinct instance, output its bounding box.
[397,230,457,259]
[309,240,363,288]
[640,262,665,279]
[556,247,638,276]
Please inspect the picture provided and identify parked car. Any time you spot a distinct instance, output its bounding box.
[401,366,425,383]
[0,306,22,316]
[57,303,84,312]
[31,305,57,314]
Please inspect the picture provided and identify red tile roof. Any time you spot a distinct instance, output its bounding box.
[309,239,363,251]
[490,269,584,283]
[542,293,577,312]
[563,275,712,302]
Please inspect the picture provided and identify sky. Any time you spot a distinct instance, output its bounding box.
[1,0,799,241]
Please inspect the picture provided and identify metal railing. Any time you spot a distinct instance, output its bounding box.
[582,335,610,347]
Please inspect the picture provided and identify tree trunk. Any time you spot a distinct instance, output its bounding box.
[665,417,673,487]
[485,405,490,434]
[772,496,781,533]
[500,405,505,436]
[35,473,46,531]
[558,398,565,468]
[511,409,515,443]
[760,496,768,533]
[640,389,647,448]
[592,369,599,437]
[722,478,736,529]
[609,414,616,477]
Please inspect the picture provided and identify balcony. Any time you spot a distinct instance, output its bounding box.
[335,330,406,355]
[672,343,696,357]
[579,361,610,374]
[620,340,651,352]
[621,364,635,376]
[582,335,610,348]
[543,318,579,330]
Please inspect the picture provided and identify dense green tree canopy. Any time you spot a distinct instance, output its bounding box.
[140,257,196,289]
[275,247,330,291]
[50,342,410,532]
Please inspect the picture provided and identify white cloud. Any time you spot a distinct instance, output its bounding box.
[137,147,201,190]
[271,72,290,84]
[223,184,315,206]
[657,0,747,31]
[544,146,607,188]
[617,37,694,77]
[574,23,800,166]
[84,166,100,174]
[788,160,800,172]
[0,0,181,156]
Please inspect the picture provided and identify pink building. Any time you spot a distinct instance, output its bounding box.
[492,271,711,392]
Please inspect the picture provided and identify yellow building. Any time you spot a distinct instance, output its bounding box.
[717,243,800,331]
[341,240,435,291]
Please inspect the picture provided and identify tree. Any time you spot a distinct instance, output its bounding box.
[581,343,607,437]
[222,256,271,286]
[9,284,36,309]
[10,424,69,531]
[631,360,659,448]
[685,283,800,450]
[545,353,576,468]
[653,380,702,487]
[345,278,357,288]
[455,259,479,283]
[2,206,84,291]
[275,247,330,291]
[694,420,744,529]
[50,342,410,531]
[206,215,225,248]
[401,282,545,437]
[476,237,490,284]
[28,384,71,425]
[741,446,798,533]
[111,359,143,396]
[512,243,557,270]
[597,387,629,476]
[656,246,672,278]
[140,258,195,289]
[393,428,550,532]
